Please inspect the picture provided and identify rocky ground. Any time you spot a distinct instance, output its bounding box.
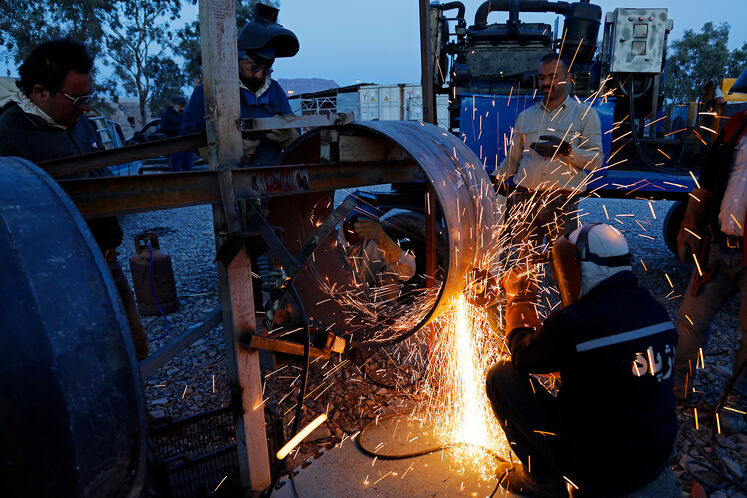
[118,196,745,496]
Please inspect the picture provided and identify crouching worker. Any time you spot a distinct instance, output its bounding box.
[487,223,678,497]
[340,215,415,302]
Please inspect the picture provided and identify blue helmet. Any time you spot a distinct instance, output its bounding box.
[237,3,299,65]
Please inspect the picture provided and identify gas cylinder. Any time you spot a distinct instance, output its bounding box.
[129,233,179,316]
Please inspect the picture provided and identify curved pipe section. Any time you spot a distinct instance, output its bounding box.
[435,1,466,20]
[270,121,498,346]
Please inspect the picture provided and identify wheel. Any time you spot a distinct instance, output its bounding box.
[0,157,146,497]
[663,200,686,257]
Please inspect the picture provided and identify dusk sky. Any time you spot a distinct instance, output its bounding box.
[229,0,747,86]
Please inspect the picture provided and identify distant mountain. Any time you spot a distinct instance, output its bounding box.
[276,78,339,96]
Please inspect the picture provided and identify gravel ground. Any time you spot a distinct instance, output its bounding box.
[118,195,745,495]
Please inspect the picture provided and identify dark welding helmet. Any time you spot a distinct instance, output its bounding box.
[729,67,747,95]
[341,191,383,245]
[237,3,299,65]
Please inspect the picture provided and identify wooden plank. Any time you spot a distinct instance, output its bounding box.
[244,336,331,360]
[198,0,270,493]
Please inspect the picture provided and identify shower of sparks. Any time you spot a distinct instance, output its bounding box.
[415,295,510,477]
[245,76,731,489]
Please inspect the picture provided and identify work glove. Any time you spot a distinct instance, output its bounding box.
[353,219,402,263]
[242,138,261,160]
[677,188,712,263]
[501,265,541,332]
[197,146,209,163]
[267,127,300,149]
[530,135,572,157]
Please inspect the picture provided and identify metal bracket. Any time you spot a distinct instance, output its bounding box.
[245,195,357,282]
[239,112,354,135]
[139,307,223,378]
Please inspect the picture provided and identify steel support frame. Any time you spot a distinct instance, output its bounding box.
[60,160,422,218]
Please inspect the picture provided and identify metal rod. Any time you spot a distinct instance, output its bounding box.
[138,307,223,379]
[37,114,354,180]
[61,160,423,218]
[39,133,207,178]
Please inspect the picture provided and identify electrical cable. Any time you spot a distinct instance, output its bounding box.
[356,410,507,463]
[263,283,311,498]
[622,76,680,174]
[147,240,171,341]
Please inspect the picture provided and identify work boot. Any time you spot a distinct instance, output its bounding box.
[494,461,568,498]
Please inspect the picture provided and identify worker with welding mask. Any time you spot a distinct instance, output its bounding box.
[182,3,299,166]
[486,223,678,497]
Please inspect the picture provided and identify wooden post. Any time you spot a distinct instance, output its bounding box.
[419,0,438,289]
[418,0,436,126]
[198,0,271,493]
[419,0,439,350]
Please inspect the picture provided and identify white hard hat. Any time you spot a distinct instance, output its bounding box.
[567,223,632,297]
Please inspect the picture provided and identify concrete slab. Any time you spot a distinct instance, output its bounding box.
[272,412,524,496]
[274,439,506,497]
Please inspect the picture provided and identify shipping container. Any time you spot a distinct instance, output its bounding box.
[359,84,449,129]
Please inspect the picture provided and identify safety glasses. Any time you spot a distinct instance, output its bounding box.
[61,91,96,108]
[240,56,272,74]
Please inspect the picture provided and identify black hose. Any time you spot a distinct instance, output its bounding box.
[357,411,507,463]
[263,284,311,497]
[623,76,679,174]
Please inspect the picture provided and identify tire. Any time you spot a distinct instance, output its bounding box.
[0,157,146,497]
[663,200,686,257]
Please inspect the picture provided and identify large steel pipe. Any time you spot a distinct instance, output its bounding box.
[269,121,498,345]
[0,158,146,497]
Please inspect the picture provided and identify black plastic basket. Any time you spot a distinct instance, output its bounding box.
[149,407,241,498]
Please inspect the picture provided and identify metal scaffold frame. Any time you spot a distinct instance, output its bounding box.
[23,0,466,494]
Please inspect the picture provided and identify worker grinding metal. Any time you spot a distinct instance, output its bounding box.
[338,198,415,303]
[181,3,300,166]
[487,223,678,497]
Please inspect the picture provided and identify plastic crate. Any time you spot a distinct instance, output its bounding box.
[149,407,241,498]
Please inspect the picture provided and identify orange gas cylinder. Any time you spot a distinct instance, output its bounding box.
[129,233,178,316]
